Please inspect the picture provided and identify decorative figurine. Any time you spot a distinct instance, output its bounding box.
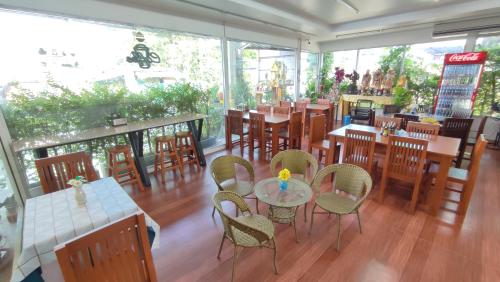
[361,69,372,94]
[345,70,360,94]
[383,69,396,95]
[397,74,407,88]
[372,68,384,95]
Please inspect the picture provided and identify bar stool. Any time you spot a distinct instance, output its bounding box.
[107,145,145,191]
[175,131,201,169]
[154,135,184,183]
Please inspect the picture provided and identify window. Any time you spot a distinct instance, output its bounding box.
[332,50,358,74]
[474,36,500,116]
[0,10,224,187]
[357,48,387,82]
[300,51,319,98]
[227,41,296,108]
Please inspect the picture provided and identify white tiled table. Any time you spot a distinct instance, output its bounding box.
[12,177,159,282]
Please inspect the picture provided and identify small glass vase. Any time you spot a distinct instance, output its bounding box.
[279,180,288,191]
[74,185,87,206]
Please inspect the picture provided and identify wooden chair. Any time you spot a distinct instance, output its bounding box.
[55,212,157,282]
[406,121,440,139]
[272,106,290,115]
[379,135,428,213]
[295,101,308,113]
[248,112,270,160]
[213,191,277,282]
[317,98,330,105]
[35,151,98,194]
[153,136,184,184]
[308,114,339,164]
[210,155,259,216]
[441,118,473,168]
[257,104,272,113]
[279,111,303,150]
[427,135,487,215]
[279,100,292,108]
[176,131,201,170]
[452,109,473,118]
[226,109,248,156]
[309,164,372,251]
[108,145,145,191]
[270,150,318,221]
[343,129,377,178]
[465,116,488,160]
[374,116,402,129]
[394,113,419,130]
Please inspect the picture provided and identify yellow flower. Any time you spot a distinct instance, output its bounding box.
[278,168,291,181]
[421,117,439,125]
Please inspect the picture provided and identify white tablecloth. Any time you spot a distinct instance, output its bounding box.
[12,177,160,282]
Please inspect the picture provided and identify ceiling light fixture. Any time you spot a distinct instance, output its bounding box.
[337,0,359,14]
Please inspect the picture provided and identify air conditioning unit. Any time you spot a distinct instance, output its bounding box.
[433,16,500,38]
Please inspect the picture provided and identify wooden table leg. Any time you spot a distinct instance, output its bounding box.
[224,116,230,150]
[428,156,453,215]
[326,135,337,165]
[271,124,280,157]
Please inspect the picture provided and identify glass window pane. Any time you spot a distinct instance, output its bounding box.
[333,50,358,74]
[474,36,500,116]
[227,41,296,108]
[300,51,319,99]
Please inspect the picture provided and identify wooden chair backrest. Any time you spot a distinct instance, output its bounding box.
[35,151,98,194]
[383,135,428,182]
[273,106,290,115]
[288,111,303,149]
[309,114,325,144]
[374,116,403,129]
[256,104,271,113]
[452,109,472,118]
[406,121,440,138]
[441,118,473,149]
[343,129,376,173]
[227,109,244,135]
[317,98,330,105]
[279,100,292,107]
[470,116,488,141]
[249,112,265,143]
[467,134,487,179]
[295,101,308,113]
[394,114,419,130]
[55,212,157,282]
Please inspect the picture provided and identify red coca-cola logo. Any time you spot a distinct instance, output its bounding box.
[449,53,479,62]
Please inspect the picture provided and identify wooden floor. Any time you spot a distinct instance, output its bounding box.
[128,143,500,282]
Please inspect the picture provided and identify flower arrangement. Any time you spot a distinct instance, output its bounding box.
[278,168,291,191]
[67,175,86,188]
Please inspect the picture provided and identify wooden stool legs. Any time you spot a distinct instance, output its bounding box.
[154,136,184,183]
[176,131,201,170]
[108,145,145,191]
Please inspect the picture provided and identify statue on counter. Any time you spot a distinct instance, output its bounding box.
[383,69,397,96]
[397,74,407,88]
[334,67,345,84]
[372,68,384,95]
[361,69,371,94]
[345,70,359,94]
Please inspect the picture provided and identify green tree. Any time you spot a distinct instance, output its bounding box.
[474,37,500,116]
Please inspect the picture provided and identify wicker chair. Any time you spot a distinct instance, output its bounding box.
[213,191,277,282]
[270,150,318,221]
[309,164,372,251]
[374,116,402,129]
[210,155,259,216]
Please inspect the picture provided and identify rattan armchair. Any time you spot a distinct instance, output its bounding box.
[309,164,372,251]
[210,155,259,216]
[270,150,318,221]
[213,191,277,282]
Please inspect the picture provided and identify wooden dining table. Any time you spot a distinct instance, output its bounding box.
[326,124,461,216]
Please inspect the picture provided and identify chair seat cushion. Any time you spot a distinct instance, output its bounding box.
[233,214,275,247]
[448,167,468,182]
[316,192,357,214]
[220,179,254,197]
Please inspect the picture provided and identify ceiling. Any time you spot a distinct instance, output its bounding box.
[101,0,500,42]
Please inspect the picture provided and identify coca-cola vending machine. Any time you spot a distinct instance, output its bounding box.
[434,51,488,117]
